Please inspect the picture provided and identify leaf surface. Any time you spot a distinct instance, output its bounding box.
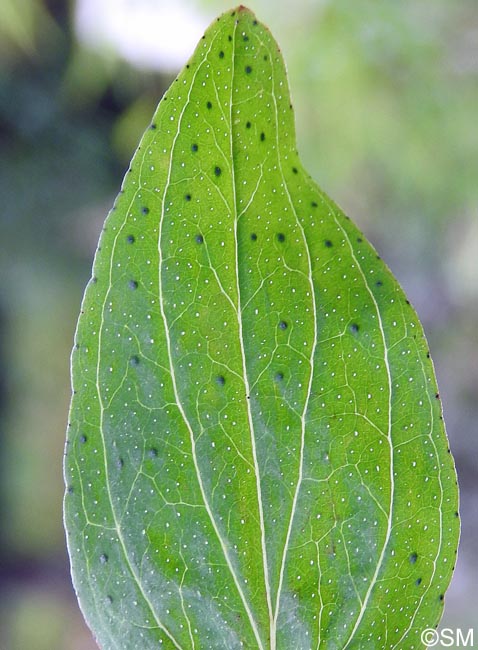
[64,7,459,649]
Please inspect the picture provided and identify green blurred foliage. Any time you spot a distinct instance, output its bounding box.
[0,0,476,648]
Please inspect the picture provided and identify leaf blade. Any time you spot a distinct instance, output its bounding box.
[64,6,459,650]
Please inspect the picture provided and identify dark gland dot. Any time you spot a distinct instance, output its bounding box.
[245,65,252,74]
[250,233,257,241]
[129,280,138,290]
[246,121,251,129]
[260,132,265,141]
[275,372,284,382]
[439,594,444,601]
[185,194,192,201]
[277,233,285,242]
[100,554,109,564]
[216,375,226,386]
[243,35,249,42]
[130,355,140,366]
[148,448,158,459]
[117,458,124,469]
[219,50,224,58]
[195,234,204,244]
[350,323,360,333]
[214,166,221,176]
[263,54,268,61]
[279,321,288,330]
[149,123,157,130]
[126,235,135,244]
[292,167,298,174]
[141,206,149,215]
[376,280,383,287]
[357,237,363,243]
[79,435,87,444]
[311,201,318,207]
[325,240,333,248]
[191,143,198,152]
[106,595,113,604]
[206,101,212,109]
[415,578,422,586]
[409,552,418,564]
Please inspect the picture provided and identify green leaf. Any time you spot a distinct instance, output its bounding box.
[64,7,459,649]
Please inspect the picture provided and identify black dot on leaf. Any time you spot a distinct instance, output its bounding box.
[130,355,140,366]
[79,435,87,444]
[214,166,221,176]
[67,485,74,494]
[219,50,224,58]
[325,240,333,248]
[277,233,285,242]
[260,132,265,141]
[100,553,109,564]
[129,280,138,290]
[435,393,440,400]
[439,594,444,601]
[106,595,113,604]
[141,206,149,215]
[279,321,288,330]
[246,121,251,129]
[311,201,318,207]
[149,123,157,130]
[415,578,422,586]
[376,280,383,287]
[357,237,363,243]
[195,234,204,244]
[191,143,198,152]
[126,235,135,244]
[275,372,284,382]
[409,552,418,564]
[185,194,192,201]
[250,233,257,241]
[292,167,298,174]
[216,375,226,386]
[148,448,158,459]
[350,323,360,334]
[243,35,249,42]
[206,101,212,109]
[117,458,124,469]
[245,65,252,74]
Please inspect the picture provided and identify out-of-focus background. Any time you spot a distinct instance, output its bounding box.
[0,0,476,647]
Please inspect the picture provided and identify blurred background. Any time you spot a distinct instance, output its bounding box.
[0,0,476,648]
